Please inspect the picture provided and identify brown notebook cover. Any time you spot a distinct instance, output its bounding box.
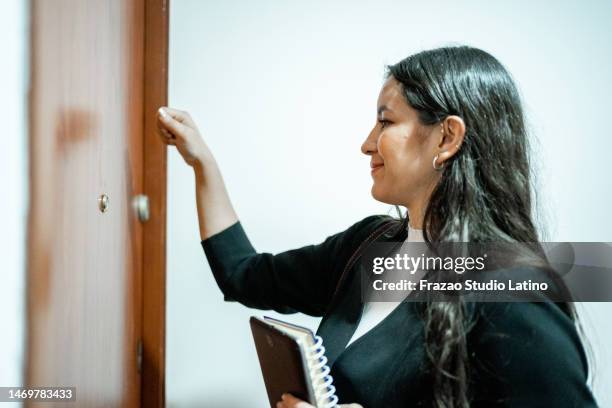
[249,316,338,408]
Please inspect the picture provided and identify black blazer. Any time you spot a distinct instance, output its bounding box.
[201,215,598,407]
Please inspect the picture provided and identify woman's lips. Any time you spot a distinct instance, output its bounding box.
[371,164,384,174]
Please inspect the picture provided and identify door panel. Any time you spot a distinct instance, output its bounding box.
[28,0,145,406]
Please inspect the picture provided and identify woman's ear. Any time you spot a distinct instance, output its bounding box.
[437,115,466,164]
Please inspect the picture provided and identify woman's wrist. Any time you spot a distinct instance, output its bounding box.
[192,151,217,180]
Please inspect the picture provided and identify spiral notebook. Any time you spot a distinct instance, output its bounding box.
[249,316,338,408]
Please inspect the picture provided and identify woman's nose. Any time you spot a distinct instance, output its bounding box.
[361,128,377,155]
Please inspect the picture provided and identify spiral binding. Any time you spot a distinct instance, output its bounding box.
[306,335,338,408]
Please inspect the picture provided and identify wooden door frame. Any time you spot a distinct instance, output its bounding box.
[142,0,169,406]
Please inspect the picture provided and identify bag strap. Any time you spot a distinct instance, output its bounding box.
[325,218,399,313]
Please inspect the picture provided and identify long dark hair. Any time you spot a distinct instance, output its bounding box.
[385,45,577,407]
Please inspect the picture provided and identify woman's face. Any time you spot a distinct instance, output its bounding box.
[361,76,442,208]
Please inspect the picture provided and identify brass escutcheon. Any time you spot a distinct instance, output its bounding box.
[98,194,109,213]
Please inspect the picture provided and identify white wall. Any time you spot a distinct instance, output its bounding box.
[0,0,28,406]
[166,1,612,406]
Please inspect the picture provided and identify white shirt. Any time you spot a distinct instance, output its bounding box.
[345,224,424,347]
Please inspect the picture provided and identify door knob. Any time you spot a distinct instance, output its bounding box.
[133,194,150,222]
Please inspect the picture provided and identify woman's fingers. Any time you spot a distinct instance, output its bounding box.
[158,106,196,128]
[156,125,175,146]
[277,394,315,408]
[155,106,212,167]
[157,107,192,139]
[160,127,173,139]
[275,393,363,408]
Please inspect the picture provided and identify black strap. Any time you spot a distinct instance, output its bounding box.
[325,218,399,315]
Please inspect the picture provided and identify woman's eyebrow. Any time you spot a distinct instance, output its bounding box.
[377,105,392,115]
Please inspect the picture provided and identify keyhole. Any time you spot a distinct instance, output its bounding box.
[98,194,109,213]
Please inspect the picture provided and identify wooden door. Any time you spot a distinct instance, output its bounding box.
[27,0,168,406]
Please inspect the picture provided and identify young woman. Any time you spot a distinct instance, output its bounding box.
[157,46,598,407]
